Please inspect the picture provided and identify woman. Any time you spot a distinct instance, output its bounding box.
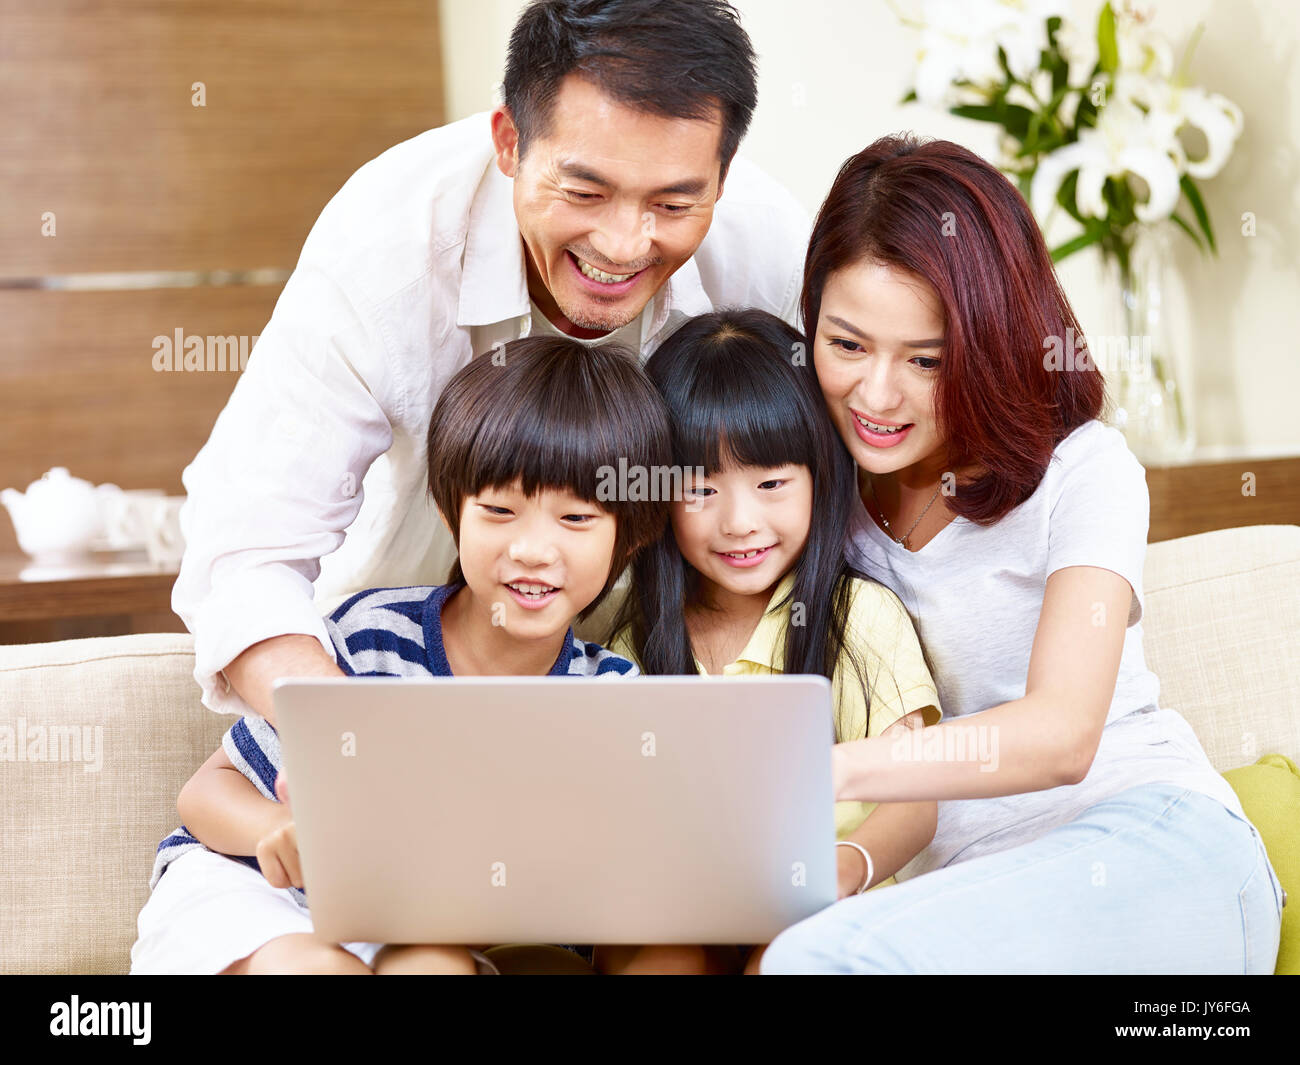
[762,135,1285,974]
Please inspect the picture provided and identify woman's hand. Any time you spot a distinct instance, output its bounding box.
[836,843,870,899]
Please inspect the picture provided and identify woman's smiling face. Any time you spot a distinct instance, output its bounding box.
[813,259,949,479]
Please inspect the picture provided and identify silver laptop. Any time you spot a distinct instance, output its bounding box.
[272,675,837,945]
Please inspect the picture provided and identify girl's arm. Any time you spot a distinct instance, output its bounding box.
[836,710,937,895]
[177,744,289,856]
[834,565,1132,803]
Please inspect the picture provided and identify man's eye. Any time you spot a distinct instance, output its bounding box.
[659,204,691,214]
[567,191,599,201]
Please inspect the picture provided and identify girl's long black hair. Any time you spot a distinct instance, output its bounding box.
[609,308,875,735]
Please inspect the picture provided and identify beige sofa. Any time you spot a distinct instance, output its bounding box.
[3,525,1298,975]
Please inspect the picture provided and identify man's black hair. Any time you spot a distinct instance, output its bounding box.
[502,0,758,178]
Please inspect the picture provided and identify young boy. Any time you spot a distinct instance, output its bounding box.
[129,336,672,975]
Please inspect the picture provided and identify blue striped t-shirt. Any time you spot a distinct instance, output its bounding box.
[150,582,636,902]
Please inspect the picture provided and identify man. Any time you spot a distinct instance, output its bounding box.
[174,0,810,723]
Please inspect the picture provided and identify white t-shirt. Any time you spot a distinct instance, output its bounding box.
[845,418,1246,880]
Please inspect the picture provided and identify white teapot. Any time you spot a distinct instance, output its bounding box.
[0,467,116,563]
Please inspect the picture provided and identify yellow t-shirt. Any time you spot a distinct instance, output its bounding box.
[608,572,942,840]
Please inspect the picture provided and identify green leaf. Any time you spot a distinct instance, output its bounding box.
[1097,3,1118,74]
[1055,170,1085,225]
[1179,175,1217,254]
[1168,212,1206,253]
[951,102,1033,139]
[1051,224,1107,263]
[901,88,918,104]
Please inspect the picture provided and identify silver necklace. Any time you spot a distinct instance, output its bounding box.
[867,476,943,549]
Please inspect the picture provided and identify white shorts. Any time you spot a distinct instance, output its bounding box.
[129,847,383,974]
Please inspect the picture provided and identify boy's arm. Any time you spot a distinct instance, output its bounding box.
[177,745,289,857]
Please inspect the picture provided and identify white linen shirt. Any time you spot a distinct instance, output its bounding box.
[173,110,811,716]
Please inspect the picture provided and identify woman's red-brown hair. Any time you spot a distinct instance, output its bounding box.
[802,134,1105,524]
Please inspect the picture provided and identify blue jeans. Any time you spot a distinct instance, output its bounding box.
[762,784,1285,974]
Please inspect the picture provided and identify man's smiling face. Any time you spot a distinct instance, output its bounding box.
[491,74,725,338]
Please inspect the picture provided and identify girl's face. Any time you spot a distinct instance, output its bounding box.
[813,259,948,480]
[455,478,616,640]
[670,462,812,602]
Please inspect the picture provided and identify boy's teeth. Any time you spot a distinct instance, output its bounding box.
[855,415,907,434]
[508,582,556,597]
[577,257,635,284]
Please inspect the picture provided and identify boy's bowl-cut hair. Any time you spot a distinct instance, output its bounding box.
[427,335,672,619]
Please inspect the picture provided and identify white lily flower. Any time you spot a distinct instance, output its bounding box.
[1122,77,1244,179]
[912,0,1067,106]
[1031,98,1181,223]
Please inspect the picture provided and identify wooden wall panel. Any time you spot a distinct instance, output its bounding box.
[0,0,445,275]
[0,285,282,497]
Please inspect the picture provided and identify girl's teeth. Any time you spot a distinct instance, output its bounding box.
[725,549,764,558]
[577,257,636,284]
[856,415,907,434]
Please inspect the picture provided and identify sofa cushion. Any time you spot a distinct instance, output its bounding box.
[0,632,228,975]
[1223,754,1299,975]
[1142,525,1300,773]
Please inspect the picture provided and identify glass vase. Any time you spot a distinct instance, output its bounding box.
[1104,227,1195,464]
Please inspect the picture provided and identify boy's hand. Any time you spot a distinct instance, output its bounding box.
[257,772,302,889]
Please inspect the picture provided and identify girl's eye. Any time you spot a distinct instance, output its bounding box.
[912,357,942,370]
[758,479,787,491]
[829,338,866,355]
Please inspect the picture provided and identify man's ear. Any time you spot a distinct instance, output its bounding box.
[490,106,521,178]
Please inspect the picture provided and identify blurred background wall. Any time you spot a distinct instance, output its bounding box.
[441,0,1300,453]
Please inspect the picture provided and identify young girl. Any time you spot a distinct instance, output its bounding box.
[604,308,944,975]
[129,336,671,975]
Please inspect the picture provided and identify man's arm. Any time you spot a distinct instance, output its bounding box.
[172,262,399,719]
[222,634,345,729]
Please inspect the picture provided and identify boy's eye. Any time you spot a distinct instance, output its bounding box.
[684,485,715,498]
[479,504,512,516]
[562,513,597,524]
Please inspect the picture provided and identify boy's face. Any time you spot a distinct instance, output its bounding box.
[452,479,617,639]
[669,462,812,603]
[492,73,725,338]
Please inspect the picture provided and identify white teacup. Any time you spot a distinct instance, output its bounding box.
[99,488,166,551]
[144,497,187,565]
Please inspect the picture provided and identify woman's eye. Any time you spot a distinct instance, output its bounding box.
[829,338,866,354]
[912,357,942,370]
